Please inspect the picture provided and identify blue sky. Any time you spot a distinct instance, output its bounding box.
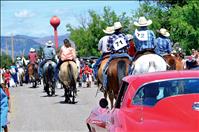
[1,1,140,37]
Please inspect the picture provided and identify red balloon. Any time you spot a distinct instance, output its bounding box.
[50,16,60,29]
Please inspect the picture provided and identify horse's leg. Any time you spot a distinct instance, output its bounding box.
[64,88,71,103]
[110,90,115,108]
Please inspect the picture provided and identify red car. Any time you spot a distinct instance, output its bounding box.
[86,70,199,132]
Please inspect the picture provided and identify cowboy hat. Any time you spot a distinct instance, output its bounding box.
[157,28,170,37]
[114,22,122,30]
[46,40,54,47]
[30,48,35,52]
[16,57,21,60]
[103,26,114,34]
[126,34,133,41]
[134,16,152,27]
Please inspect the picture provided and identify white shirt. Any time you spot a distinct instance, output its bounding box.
[98,35,111,53]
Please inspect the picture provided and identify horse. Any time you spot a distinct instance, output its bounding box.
[59,61,78,103]
[163,54,184,70]
[131,54,167,75]
[28,63,39,88]
[17,66,25,86]
[97,56,131,108]
[43,60,56,96]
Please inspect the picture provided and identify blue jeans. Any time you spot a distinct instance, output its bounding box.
[93,53,110,79]
[93,56,103,79]
[103,53,132,89]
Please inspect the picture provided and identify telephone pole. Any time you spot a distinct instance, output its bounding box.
[6,38,8,63]
[11,34,14,63]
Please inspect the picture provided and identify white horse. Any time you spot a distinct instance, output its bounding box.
[131,54,167,75]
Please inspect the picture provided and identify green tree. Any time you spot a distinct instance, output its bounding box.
[169,1,199,54]
[0,53,12,68]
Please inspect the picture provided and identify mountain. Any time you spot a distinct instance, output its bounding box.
[0,34,70,57]
[33,34,69,46]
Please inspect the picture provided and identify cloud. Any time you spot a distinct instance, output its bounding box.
[14,10,35,18]
[53,9,65,15]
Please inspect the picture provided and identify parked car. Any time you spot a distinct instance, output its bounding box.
[86,70,199,132]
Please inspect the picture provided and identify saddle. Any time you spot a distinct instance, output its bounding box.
[133,49,155,62]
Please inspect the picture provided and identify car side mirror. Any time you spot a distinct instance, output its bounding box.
[99,98,108,108]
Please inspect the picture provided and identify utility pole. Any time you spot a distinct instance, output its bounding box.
[6,38,8,63]
[11,34,14,63]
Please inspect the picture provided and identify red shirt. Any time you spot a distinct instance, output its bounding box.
[84,65,92,75]
[3,72,11,83]
[28,52,37,64]
[128,41,136,57]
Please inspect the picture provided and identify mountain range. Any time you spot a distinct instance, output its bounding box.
[1,34,69,57]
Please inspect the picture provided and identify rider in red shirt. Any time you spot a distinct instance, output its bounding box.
[126,34,136,58]
[28,48,38,64]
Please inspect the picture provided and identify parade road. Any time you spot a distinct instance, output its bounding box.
[8,82,103,131]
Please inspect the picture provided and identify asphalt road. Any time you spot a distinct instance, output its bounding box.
[8,82,103,132]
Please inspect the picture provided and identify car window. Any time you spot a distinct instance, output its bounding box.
[133,78,199,106]
[115,81,129,108]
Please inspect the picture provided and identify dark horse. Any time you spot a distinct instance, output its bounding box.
[28,63,39,88]
[98,57,131,108]
[43,60,56,96]
[59,61,78,103]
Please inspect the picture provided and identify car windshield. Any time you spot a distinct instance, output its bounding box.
[133,78,199,106]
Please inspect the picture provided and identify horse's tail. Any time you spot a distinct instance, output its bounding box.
[117,60,126,87]
[68,63,76,86]
[48,63,54,79]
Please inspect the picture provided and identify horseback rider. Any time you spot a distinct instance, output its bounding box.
[93,26,114,79]
[102,22,131,90]
[38,40,56,77]
[55,39,76,81]
[126,34,136,58]
[15,57,23,68]
[133,16,156,60]
[28,48,38,65]
[155,28,173,56]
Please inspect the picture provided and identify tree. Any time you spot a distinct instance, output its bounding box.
[0,53,12,68]
[169,1,199,54]
[66,7,130,57]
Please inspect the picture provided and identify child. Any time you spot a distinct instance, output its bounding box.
[3,69,11,88]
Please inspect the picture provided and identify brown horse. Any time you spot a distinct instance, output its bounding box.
[97,57,131,108]
[163,53,184,70]
[28,63,39,87]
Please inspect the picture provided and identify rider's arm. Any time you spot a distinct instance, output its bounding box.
[72,48,76,59]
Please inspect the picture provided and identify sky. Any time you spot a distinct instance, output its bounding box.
[1,1,140,37]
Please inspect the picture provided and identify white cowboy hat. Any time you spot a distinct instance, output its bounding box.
[114,22,122,30]
[103,26,114,34]
[134,16,152,27]
[30,48,35,52]
[126,34,133,41]
[46,40,54,47]
[157,28,170,37]
[16,57,21,60]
